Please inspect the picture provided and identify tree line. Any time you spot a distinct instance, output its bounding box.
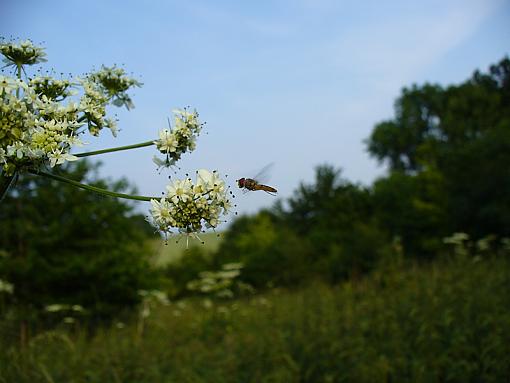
[170,56,510,293]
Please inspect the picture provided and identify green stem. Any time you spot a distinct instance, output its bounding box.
[29,170,160,202]
[16,63,22,98]
[73,140,155,158]
[0,172,16,202]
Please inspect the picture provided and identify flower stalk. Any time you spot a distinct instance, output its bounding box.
[73,140,155,158]
[16,63,22,98]
[29,169,158,202]
[0,172,16,201]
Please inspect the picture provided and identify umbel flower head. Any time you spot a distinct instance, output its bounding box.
[153,108,203,168]
[0,38,47,67]
[0,75,82,175]
[29,76,73,101]
[88,65,142,110]
[149,169,231,239]
[0,39,141,175]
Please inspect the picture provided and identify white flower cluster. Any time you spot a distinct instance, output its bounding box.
[88,65,142,110]
[138,290,170,319]
[187,263,243,298]
[0,39,47,66]
[0,278,14,294]
[0,75,82,174]
[44,304,84,313]
[79,78,110,136]
[153,108,203,168]
[30,76,74,101]
[0,41,140,175]
[149,169,231,238]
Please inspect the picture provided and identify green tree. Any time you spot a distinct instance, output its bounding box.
[0,160,158,321]
[214,211,311,288]
[278,165,390,282]
[367,57,510,245]
[372,169,448,258]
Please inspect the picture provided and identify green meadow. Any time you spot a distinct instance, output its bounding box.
[1,254,508,382]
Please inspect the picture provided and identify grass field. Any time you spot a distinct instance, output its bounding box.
[1,254,508,382]
[150,232,224,266]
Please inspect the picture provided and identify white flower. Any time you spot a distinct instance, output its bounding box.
[207,217,219,227]
[48,149,78,167]
[105,118,118,137]
[196,169,215,187]
[166,178,193,203]
[220,198,232,215]
[174,119,192,137]
[197,169,226,198]
[0,76,17,94]
[25,147,45,159]
[156,129,177,153]
[7,142,25,159]
[150,198,176,227]
[152,155,174,169]
[66,133,85,147]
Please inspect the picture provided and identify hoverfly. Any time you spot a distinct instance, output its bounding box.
[237,163,277,195]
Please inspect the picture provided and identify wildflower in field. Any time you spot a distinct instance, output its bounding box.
[186,263,245,298]
[115,322,125,329]
[148,169,231,240]
[443,232,471,257]
[0,279,14,294]
[443,232,469,245]
[502,238,510,252]
[44,304,84,313]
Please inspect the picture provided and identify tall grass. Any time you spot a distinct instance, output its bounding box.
[1,254,509,382]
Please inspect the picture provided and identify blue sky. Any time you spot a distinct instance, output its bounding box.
[2,0,510,219]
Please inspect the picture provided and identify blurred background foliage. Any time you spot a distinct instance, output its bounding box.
[0,57,509,381]
[0,160,159,324]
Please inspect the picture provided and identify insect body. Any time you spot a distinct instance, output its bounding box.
[237,163,277,195]
[237,177,277,194]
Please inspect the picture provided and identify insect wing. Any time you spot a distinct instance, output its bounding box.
[252,162,274,185]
